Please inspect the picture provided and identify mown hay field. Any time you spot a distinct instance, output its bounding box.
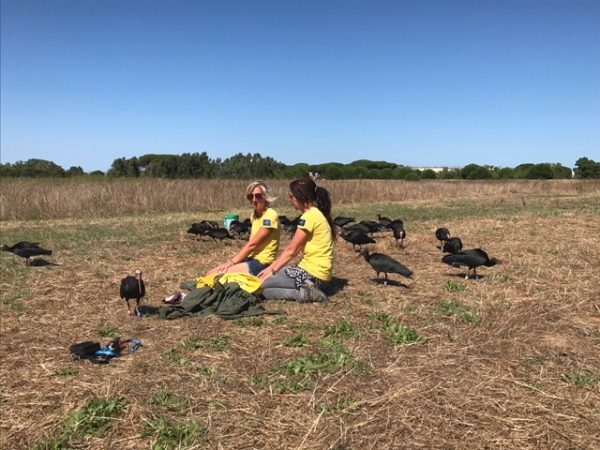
[1,179,599,449]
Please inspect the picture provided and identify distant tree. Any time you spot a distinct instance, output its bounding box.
[349,159,397,171]
[460,163,477,179]
[393,167,415,180]
[403,171,420,181]
[1,159,67,177]
[283,163,311,179]
[380,168,394,179]
[420,169,437,179]
[66,166,85,176]
[88,170,105,177]
[353,166,368,179]
[340,166,358,179]
[323,164,342,180]
[525,163,554,179]
[462,164,492,179]
[494,167,515,179]
[368,168,384,179]
[216,152,285,179]
[108,157,129,177]
[439,168,461,179]
[176,152,215,178]
[574,157,600,179]
[149,155,179,178]
[550,163,573,179]
[0,163,17,177]
[514,163,534,179]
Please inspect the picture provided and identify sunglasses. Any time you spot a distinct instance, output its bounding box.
[247,192,264,201]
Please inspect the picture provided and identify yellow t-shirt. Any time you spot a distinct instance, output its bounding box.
[297,207,334,281]
[250,207,280,265]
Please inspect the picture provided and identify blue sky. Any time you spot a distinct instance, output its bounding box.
[1,0,599,173]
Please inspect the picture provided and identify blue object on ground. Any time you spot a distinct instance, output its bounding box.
[95,346,119,358]
[128,339,143,352]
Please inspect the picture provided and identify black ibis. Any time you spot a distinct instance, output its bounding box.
[206,227,234,242]
[120,270,145,317]
[442,237,463,254]
[386,219,404,230]
[229,220,250,240]
[2,241,52,265]
[345,223,372,235]
[334,216,355,228]
[390,222,406,248]
[359,220,384,234]
[435,227,451,250]
[340,229,375,251]
[282,215,301,235]
[377,214,392,228]
[187,220,218,240]
[359,249,413,285]
[442,248,501,279]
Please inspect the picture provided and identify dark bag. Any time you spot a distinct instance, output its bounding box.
[69,341,108,364]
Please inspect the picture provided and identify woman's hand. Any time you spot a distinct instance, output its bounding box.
[257,267,273,282]
[208,261,233,275]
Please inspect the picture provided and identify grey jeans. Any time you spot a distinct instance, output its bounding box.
[262,270,301,300]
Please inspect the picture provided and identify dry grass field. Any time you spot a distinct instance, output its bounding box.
[1,179,599,449]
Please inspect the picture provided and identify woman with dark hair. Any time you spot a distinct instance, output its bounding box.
[257,178,335,302]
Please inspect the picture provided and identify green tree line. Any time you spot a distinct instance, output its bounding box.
[1,154,599,179]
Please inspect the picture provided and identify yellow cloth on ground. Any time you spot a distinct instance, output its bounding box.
[196,273,263,294]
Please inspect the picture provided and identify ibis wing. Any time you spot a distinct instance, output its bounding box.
[442,252,486,269]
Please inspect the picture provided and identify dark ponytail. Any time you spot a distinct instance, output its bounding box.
[314,186,336,240]
[289,178,336,240]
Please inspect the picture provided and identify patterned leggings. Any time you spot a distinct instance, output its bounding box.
[262,266,326,300]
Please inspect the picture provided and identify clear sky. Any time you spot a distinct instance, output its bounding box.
[1,0,599,173]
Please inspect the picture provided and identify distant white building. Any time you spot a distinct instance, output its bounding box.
[412,166,456,173]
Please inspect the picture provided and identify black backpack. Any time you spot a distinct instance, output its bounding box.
[69,341,109,364]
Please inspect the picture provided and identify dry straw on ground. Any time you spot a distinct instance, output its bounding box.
[1,179,599,449]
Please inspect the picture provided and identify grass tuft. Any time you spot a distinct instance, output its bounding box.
[149,390,190,413]
[181,335,230,352]
[370,312,426,345]
[55,367,79,377]
[285,333,310,348]
[143,417,206,450]
[236,317,266,327]
[443,280,467,293]
[98,322,120,338]
[437,300,480,325]
[325,318,358,339]
[317,395,360,416]
[565,371,600,387]
[64,396,127,438]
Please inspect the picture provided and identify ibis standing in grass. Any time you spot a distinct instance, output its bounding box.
[359,249,413,285]
[442,248,501,279]
[435,227,451,250]
[120,270,145,317]
[2,241,53,265]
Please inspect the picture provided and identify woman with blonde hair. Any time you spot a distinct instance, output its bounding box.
[208,181,280,276]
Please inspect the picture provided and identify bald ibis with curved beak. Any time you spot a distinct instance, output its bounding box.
[442,248,500,279]
[120,270,146,317]
[2,241,52,265]
[359,248,413,285]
